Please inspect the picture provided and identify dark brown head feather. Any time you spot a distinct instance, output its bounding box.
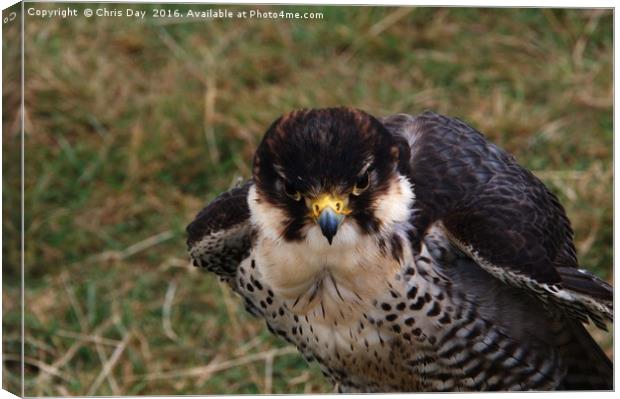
[253,107,410,240]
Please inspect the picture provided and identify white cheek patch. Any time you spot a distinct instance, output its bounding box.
[248,185,289,242]
[373,175,415,231]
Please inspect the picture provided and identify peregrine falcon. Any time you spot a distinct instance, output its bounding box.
[187,108,613,392]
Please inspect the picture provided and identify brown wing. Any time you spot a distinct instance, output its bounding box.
[382,112,611,327]
[186,181,253,279]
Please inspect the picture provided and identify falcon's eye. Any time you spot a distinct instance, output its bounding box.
[283,181,302,201]
[352,171,370,196]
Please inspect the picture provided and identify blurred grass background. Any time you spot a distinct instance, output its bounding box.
[2,3,612,395]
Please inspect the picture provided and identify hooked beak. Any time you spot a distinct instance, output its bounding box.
[317,208,344,245]
[310,194,351,245]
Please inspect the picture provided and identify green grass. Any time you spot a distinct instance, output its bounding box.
[2,4,612,395]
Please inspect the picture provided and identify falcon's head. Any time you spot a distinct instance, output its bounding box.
[250,107,414,247]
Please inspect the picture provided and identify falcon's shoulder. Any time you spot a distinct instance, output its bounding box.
[382,111,612,329]
[186,180,254,279]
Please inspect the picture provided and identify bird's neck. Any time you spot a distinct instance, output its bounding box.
[252,224,410,322]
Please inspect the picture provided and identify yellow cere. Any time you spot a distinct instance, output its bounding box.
[310,194,352,218]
